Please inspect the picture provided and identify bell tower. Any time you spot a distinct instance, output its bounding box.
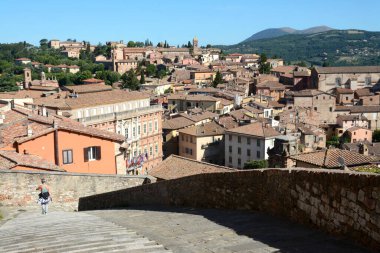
[23,68,32,89]
[193,36,198,48]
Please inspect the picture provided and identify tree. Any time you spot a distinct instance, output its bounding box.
[140,70,145,84]
[259,53,271,74]
[121,69,139,90]
[373,130,380,142]
[206,44,212,48]
[243,160,268,169]
[187,41,192,48]
[39,39,48,50]
[146,64,157,77]
[127,41,136,47]
[212,71,223,87]
[326,135,340,148]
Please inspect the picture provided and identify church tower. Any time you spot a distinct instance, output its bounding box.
[23,68,32,89]
[193,36,198,48]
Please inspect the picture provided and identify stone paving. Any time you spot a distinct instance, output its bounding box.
[89,206,370,253]
[0,210,171,253]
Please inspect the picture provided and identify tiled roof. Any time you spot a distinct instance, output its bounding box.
[0,150,64,171]
[226,122,280,138]
[256,81,286,91]
[63,84,112,94]
[349,106,380,113]
[179,111,218,122]
[271,65,295,74]
[179,121,225,137]
[343,141,380,157]
[335,88,354,94]
[315,66,380,74]
[337,115,368,121]
[149,155,234,180]
[355,88,372,97]
[291,148,374,168]
[167,94,219,102]
[162,117,194,130]
[30,90,149,110]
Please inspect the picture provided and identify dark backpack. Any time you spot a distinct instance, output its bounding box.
[40,191,50,200]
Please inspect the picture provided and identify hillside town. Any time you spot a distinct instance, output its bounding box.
[1,37,379,176]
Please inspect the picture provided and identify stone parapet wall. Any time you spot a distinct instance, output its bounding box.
[79,169,380,251]
[0,170,149,211]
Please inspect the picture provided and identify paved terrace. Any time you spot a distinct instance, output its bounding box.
[0,206,370,253]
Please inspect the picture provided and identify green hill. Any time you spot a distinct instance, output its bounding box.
[219,30,380,66]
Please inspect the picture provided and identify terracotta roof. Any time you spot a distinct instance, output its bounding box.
[179,121,225,137]
[63,84,112,94]
[226,122,280,138]
[149,155,234,180]
[342,141,380,157]
[292,90,325,97]
[168,94,219,102]
[162,117,194,130]
[30,90,149,110]
[179,111,218,122]
[291,148,374,169]
[271,65,295,74]
[0,150,64,171]
[335,88,354,94]
[337,115,368,121]
[256,81,286,91]
[349,106,380,113]
[82,78,104,83]
[355,88,372,97]
[315,66,380,74]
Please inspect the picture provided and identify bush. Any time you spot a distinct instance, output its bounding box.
[243,160,268,169]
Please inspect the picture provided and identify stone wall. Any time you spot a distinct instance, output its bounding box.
[79,169,380,251]
[0,170,150,211]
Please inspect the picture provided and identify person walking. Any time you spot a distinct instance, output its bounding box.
[36,178,51,214]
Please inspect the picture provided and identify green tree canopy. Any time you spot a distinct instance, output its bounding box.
[140,70,145,84]
[243,160,268,169]
[212,71,223,88]
[121,69,140,90]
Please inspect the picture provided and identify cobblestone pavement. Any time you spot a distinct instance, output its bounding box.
[89,206,370,253]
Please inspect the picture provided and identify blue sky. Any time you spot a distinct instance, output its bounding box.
[0,0,379,46]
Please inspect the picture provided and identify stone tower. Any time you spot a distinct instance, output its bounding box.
[23,68,32,89]
[193,36,198,48]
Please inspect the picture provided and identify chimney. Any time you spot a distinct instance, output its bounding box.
[53,120,58,129]
[41,105,48,117]
[27,125,33,137]
[0,114,5,124]
[10,100,15,109]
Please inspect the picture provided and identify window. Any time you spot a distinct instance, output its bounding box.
[228,134,232,141]
[257,151,261,159]
[314,107,317,111]
[143,123,147,134]
[138,125,141,135]
[247,149,251,156]
[229,145,232,153]
[238,158,241,165]
[155,143,158,154]
[124,128,129,139]
[257,139,261,147]
[149,146,153,156]
[149,121,152,132]
[365,76,371,86]
[154,120,158,132]
[238,147,241,155]
[229,156,232,163]
[238,136,241,143]
[247,138,251,145]
[335,77,342,86]
[62,150,73,164]
[329,107,333,112]
[181,135,184,141]
[132,126,136,137]
[346,96,349,101]
[84,146,101,161]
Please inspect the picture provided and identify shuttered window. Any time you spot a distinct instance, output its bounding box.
[62,149,73,164]
[84,146,101,162]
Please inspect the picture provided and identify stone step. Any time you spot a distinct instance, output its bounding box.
[0,211,170,253]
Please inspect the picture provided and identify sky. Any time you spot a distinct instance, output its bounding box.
[1,0,379,46]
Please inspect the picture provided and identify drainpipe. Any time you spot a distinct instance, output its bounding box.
[53,120,59,165]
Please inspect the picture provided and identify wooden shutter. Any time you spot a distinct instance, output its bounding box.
[96,146,101,160]
[84,147,89,162]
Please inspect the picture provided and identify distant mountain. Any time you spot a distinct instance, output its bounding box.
[242,26,334,42]
[219,29,380,66]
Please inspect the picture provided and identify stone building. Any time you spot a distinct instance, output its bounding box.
[224,122,280,169]
[311,66,380,92]
[178,121,225,165]
[268,135,298,168]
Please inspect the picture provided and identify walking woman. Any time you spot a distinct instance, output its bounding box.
[36,178,52,214]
